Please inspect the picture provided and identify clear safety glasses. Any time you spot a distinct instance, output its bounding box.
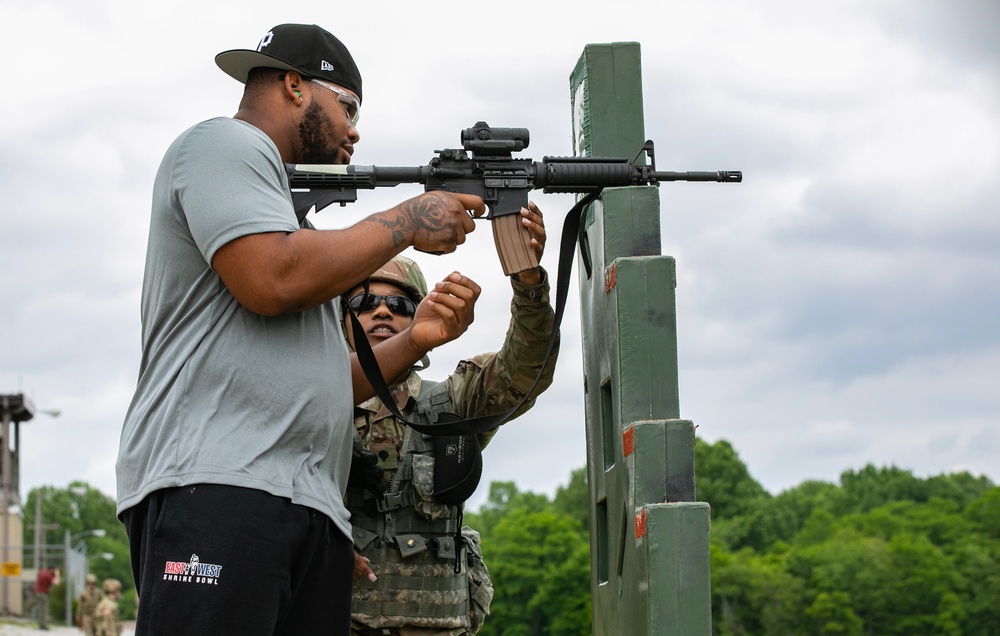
[310,79,361,126]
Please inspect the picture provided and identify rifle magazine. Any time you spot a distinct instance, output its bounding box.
[492,214,538,276]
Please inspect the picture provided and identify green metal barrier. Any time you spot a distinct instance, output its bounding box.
[571,43,713,635]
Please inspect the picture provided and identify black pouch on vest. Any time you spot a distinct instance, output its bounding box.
[432,433,483,505]
[347,439,386,496]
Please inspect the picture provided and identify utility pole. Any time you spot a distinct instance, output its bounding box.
[34,490,42,572]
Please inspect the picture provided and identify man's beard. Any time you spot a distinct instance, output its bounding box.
[297,101,342,164]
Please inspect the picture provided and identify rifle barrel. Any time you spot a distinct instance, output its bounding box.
[653,170,742,183]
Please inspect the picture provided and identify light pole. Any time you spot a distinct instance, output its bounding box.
[88,552,114,570]
[87,552,114,588]
[65,529,106,626]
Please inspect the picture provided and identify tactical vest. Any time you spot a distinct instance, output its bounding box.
[348,380,493,633]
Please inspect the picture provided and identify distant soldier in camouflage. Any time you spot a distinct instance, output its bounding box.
[94,579,122,636]
[345,203,558,636]
[76,573,105,636]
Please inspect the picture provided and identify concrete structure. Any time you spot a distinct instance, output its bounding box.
[0,394,33,616]
[571,43,713,634]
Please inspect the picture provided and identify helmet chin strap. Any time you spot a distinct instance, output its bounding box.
[413,354,430,371]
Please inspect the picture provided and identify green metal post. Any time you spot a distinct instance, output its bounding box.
[570,43,713,635]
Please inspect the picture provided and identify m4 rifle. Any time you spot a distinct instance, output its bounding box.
[287,121,741,274]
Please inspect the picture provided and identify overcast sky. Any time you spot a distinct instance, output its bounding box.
[2,0,998,514]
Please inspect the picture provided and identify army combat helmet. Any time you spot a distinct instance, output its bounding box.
[347,254,430,369]
[367,254,428,303]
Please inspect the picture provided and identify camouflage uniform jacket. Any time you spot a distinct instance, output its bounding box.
[76,586,105,635]
[349,270,558,635]
[94,597,120,636]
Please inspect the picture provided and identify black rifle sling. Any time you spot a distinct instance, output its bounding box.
[348,190,603,437]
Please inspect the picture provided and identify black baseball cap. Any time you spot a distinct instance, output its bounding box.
[215,24,363,103]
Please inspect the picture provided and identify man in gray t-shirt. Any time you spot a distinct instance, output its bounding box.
[116,24,485,635]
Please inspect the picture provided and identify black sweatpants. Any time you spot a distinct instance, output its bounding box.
[123,484,354,635]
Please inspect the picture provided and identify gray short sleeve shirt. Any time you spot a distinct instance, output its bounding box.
[116,118,353,537]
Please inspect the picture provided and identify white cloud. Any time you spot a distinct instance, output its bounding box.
[2,0,998,514]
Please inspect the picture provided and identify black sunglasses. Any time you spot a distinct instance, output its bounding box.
[347,293,417,317]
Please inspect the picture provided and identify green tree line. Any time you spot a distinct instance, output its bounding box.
[468,440,999,635]
[700,440,1000,635]
[21,483,136,623]
[20,439,1000,633]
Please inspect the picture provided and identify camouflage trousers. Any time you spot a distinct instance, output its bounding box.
[352,627,472,636]
[28,592,51,628]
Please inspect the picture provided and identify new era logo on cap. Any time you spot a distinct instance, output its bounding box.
[321,60,335,72]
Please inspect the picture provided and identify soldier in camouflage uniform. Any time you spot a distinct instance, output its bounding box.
[76,573,105,636]
[94,578,122,636]
[345,203,558,636]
